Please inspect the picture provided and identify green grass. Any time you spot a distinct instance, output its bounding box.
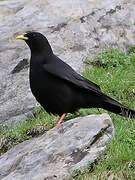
[71,48,135,179]
[0,108,58,154]
[0,47,135,179]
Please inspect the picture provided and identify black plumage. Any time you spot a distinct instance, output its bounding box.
[16,32,135,120]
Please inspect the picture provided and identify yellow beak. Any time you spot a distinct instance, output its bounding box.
[16,35,28,40]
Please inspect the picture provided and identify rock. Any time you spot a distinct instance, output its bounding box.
[0,113,115,180]
[0,0,135,125]
[11,59,29,74]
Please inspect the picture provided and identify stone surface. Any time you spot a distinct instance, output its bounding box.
[0,0,135,125]
[0,113,115,180]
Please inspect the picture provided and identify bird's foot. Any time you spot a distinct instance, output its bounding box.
[54,113,66,127]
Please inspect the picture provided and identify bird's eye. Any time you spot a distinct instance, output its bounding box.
[32,34,36,37]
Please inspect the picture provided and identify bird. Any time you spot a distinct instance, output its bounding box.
[16,31,135,126]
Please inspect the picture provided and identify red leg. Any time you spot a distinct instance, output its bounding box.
[54,113,66,127]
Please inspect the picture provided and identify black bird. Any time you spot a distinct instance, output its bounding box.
[16,32,135,126]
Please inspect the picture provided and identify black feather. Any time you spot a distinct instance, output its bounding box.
[20,31,135,119]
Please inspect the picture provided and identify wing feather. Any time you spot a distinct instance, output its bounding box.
[43,64,101,93]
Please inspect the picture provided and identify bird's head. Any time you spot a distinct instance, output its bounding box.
[16,31,52,54]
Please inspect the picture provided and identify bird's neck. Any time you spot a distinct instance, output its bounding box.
[30,51,53,65]
[30,46,53,55]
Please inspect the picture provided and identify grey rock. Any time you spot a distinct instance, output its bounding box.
[0,0,135,125]
[0,113,115,180]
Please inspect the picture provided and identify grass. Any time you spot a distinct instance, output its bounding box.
[71,48,135,179]
[0,47,135,179]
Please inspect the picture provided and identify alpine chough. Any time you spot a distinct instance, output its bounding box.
[16,32,135,126]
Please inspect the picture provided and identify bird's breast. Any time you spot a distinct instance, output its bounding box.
[29,67,77,114]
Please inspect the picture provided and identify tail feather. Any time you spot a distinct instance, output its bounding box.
[101,95,135,119]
